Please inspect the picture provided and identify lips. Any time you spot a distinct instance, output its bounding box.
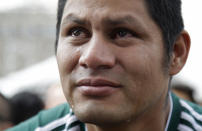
[76,78,122,97]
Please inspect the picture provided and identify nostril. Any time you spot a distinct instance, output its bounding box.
[79,55,88,68]
[80,63,88,68]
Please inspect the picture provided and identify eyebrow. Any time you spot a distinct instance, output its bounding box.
[61,14,145,31]
[61,14,87,26]
[103,15,139,26]
[102,15,146,33]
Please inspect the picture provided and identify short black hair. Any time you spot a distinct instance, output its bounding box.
[55,0,67,53]
[55,0,184,62]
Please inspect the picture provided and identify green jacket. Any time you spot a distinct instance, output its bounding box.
[6,93,202,131]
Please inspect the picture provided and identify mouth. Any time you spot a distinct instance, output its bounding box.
[76,78,122,97]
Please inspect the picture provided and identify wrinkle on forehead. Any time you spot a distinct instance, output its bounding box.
[64,0,147,15]
[65,0,116,9]
[62,0,150,25]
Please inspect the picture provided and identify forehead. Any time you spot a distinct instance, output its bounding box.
[62,0,150,21]
[65,0,145,8]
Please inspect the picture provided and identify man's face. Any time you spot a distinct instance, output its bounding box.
[57,0,170,124]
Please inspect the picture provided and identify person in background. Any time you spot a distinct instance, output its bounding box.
[172,83,196,103]
[0,92,13,130]
[10,92,44,125]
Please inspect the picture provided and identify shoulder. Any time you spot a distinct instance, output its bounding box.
[171,93,202,131]
[6,103,70,131]
[178,98,202,130]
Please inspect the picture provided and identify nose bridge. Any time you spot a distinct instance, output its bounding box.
[79,33,115,69]
[89,34,107,58]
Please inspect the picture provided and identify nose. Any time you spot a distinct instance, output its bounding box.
[79,35,116,70]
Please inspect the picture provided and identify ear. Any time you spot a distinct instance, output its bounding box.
[169,30,191,75]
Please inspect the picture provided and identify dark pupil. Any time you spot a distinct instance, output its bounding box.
[118,30,127,37]
[72,29,81,36]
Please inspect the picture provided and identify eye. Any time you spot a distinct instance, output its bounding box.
[68,27,90,38]
[111,28,135,39]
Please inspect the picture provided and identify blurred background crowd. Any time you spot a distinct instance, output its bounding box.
[0,0,202,130]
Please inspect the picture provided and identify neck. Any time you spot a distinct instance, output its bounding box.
[87,93,171,131]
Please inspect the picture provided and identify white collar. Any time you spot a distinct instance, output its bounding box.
[164,92,173,131]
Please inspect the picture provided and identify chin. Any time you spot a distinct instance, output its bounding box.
[73,102,132,126]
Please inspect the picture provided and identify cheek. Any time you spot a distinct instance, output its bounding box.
[120,50,167,108]
[119,47,161,75]
[57,44,82,105]
[118,46,165,91]
[57,44,81,77]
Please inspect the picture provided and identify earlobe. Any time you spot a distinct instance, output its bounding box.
[169,30,191,76]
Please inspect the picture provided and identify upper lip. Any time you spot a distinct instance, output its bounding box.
[76,78,122,88]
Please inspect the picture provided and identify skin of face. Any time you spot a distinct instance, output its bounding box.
[56,0,190,130]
